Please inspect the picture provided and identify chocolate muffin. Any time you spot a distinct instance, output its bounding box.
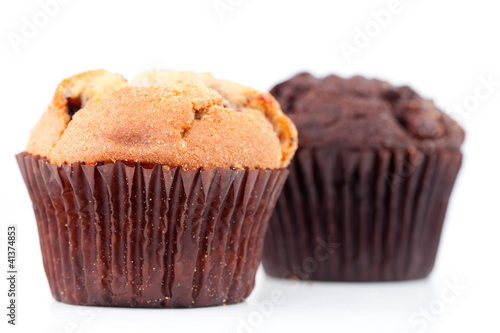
[261,73,464,281]
[17,69,297,307]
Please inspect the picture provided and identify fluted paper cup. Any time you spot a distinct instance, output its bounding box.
[262,147,462,281]
[17,153,288,307]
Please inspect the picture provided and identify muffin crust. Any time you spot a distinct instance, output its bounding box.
[26,70,128,158]
[132,69,297,166]
[271,73,464,150]
[27,70,297,170]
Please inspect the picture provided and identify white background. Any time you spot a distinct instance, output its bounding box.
[1,0,499,332]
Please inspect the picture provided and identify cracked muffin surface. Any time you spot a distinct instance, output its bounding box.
[271,72,464,150]
[26,70,128,158]
[26,69,297,170]
[132,69,298,166]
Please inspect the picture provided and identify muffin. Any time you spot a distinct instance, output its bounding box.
[261,73,464,281]
[17,69,297,307]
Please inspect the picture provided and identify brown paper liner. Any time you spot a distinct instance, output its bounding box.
[262,147,462,281]
[17,153,288,307]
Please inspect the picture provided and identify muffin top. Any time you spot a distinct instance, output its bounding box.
[27,70,298,170]
[271,73,464,151]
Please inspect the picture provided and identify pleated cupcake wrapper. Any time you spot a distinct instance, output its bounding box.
[262,147,462,281]
[17,153,288,307]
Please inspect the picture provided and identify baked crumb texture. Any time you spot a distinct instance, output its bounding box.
[27,70,298,170]
[270,72,464,150]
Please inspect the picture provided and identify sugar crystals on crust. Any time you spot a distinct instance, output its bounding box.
[27,70,298,170]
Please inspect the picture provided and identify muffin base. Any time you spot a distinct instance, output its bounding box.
[262,147,462,281]
[17,153,288,307]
